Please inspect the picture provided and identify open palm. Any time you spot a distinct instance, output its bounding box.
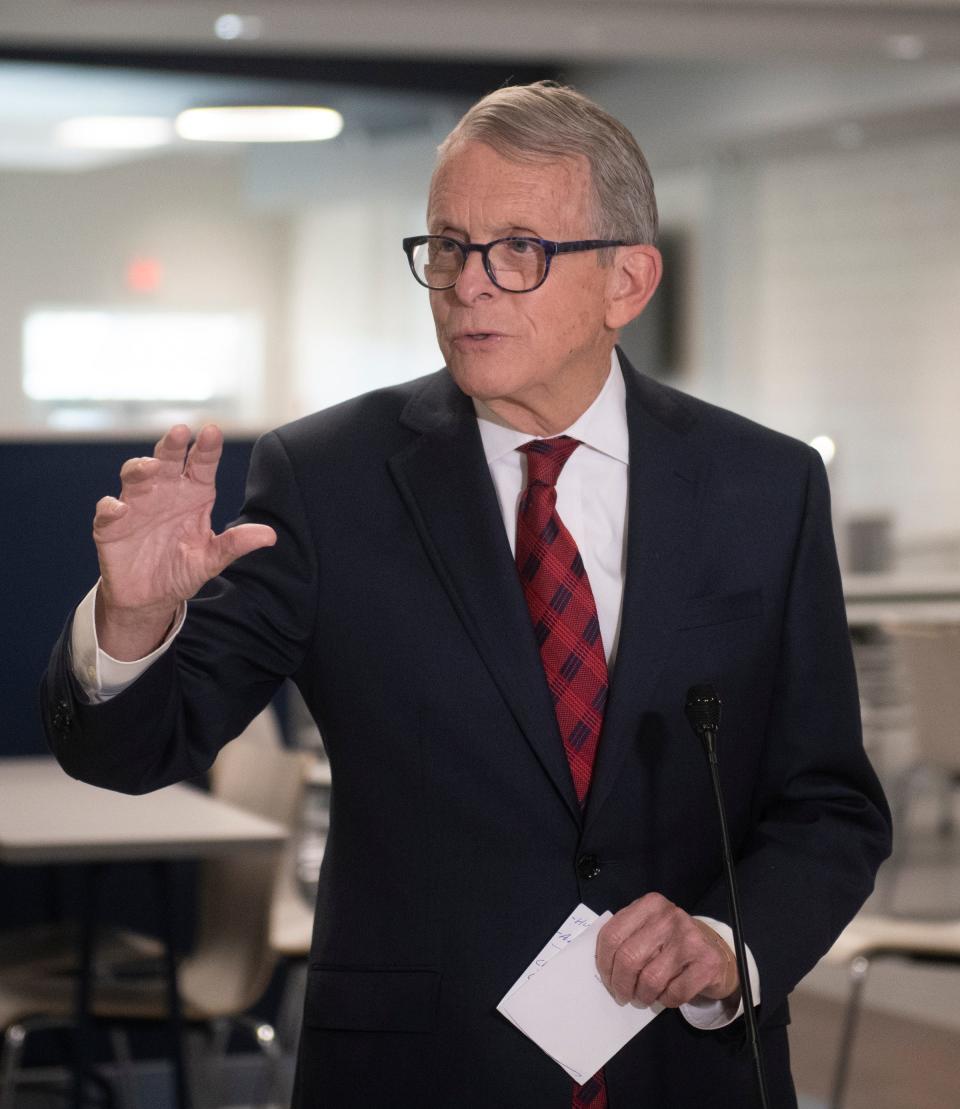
[93,424,276,655]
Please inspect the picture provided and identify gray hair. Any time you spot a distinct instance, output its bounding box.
[436,81,658,248]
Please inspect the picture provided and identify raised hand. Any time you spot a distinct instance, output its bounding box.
[93,424,276,660]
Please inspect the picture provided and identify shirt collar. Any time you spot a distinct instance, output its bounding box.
[473,349,629,466]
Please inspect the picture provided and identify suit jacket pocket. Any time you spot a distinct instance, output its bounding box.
[677,589,762,630]
[304,966,440,1033]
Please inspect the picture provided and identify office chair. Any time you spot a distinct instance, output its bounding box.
[888,623,960,843]
[823,912,960,1109]
[0,708,307,1109]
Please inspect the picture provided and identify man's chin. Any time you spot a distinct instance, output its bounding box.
[444,358,517,404]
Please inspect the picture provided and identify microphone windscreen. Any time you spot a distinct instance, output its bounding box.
[684,684,722,736]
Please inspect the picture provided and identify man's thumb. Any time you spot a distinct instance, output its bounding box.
[215,523,278,570]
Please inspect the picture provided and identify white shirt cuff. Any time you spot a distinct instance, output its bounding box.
[70,582,186,703]
[680,917,761,1031]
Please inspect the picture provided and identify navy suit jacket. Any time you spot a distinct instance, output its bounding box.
[43,353,891,1108]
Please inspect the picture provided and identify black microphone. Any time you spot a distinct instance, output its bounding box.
[685,684,771,1109]
[684,684,722,756]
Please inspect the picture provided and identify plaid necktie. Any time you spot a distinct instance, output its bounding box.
[516,436,609,1109]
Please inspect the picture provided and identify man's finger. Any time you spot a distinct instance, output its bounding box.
[608,939,661,1004]
[596,894,672,989]
[633,922,736,1007]
[610,969,639,1007]
[596,900,654,973]
[627,944,689,1007]
[92,496,129,533]
[118,456,161,494]
[648,963,704,1010]
[183,423,224,486]
[604,914,678,1003]
[689,921,740,1000]
[153,424,193,464]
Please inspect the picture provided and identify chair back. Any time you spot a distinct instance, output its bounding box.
[890,624,960,771]
[268,758,325,958]
[178,708,309,1018]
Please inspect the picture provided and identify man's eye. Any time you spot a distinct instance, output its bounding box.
[437,238,461,254]
[506,238,532,254]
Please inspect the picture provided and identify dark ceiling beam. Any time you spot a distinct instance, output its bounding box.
[0,45,565,97]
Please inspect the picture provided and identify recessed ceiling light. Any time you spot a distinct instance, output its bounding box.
[885,33,926,61]
[809,435,837,466]
[55,116,175,150]
[175,106,344,143]
[214,13,263,41]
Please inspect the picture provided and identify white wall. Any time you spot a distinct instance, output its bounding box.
[0,114,456,436]
[753,135,960,548]
[689,135,960,557]
[580,64,960,562]
[282,129,451,418]
[0,148,289,433]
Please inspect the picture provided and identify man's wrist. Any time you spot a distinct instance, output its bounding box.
[71,583,187,703]
[95,589,179,661]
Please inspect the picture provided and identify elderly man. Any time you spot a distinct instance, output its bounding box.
[43,82,890,1108]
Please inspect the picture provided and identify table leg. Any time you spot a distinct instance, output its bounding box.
[73,863,103,1109]
[153,862,192,1109]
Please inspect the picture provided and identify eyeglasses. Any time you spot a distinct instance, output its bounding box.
[401,235,634,293]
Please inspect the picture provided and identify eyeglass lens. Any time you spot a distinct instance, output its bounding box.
[412,237,548,291]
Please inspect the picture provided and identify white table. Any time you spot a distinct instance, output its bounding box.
[846,601,960,627]
[0,757,287,1108]
[0,757,286,865]
[843,573,960,603]
[844,573,960,628]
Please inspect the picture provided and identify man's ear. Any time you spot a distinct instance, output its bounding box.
[604,245,663,330]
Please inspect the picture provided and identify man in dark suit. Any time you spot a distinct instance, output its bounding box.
[43,83,890,1107]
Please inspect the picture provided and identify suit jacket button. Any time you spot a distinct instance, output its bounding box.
[576,854,601,880]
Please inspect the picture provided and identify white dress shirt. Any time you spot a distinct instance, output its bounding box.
[70,349,759,1027]
[474,351,629,669]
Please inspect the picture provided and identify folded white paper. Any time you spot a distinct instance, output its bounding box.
[498,906,663,1081]
[500,902,599,1006]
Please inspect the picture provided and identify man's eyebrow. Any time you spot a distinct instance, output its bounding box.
[429,223,468,238]
[428,224,544,240]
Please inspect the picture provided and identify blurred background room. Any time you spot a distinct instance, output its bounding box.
[0,2,958,1107]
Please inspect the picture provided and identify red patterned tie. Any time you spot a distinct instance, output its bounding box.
[516,436,609,1109]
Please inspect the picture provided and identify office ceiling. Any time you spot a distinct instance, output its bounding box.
[0,61,475,170]
[0,1,959,65]
[1,1,959,172]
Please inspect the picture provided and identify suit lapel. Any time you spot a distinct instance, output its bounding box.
[389,372,582,825]
[585,357,704,829]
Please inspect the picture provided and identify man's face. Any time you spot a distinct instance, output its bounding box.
[426,140,618,429]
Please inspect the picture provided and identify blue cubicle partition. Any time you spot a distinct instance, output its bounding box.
[2,435,255,758]
[1,435,256,936]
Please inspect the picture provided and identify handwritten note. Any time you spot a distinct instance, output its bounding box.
[497,906,663,1080]
[499,902,599,1005]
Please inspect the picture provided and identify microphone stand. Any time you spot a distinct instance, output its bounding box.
[685,685,771,1109]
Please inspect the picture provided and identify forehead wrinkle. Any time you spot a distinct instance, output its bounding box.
[427,144,593,240]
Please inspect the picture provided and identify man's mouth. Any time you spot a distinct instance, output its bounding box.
[453,331,502,343]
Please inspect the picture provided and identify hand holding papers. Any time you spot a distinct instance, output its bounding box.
[498,904,663,1081]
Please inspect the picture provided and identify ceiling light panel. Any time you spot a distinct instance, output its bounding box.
[176,106,343,143]
[55,116,174,150]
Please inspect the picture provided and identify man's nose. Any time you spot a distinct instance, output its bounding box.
[453,249,496,303]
